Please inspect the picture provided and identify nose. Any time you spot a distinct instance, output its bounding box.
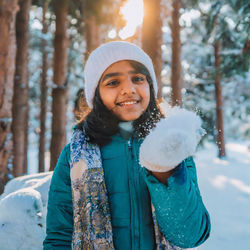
[120,77,136,95]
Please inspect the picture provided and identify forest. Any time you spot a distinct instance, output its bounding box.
[0,0,249,194]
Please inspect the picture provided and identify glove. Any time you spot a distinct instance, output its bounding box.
[139,106,206,172]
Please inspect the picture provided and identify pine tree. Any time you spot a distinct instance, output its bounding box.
[142,0,163,99]
[170,0,182,106]
[214,37,226,157]
[201,0,249,157]
[39,0,50,173]
[0,0,19,193]
[50,0,70,171]
[12,0,31,176]
[81,1,101,57]
[179,0,250,155]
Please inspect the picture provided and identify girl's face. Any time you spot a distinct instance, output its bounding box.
[99,60,150,121]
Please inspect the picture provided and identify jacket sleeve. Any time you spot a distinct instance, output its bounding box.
[142,157,211,248]
[43,144,73,250]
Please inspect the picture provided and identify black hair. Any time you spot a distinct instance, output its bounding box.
[75,60,163,147]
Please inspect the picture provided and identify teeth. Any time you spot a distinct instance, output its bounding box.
[121,101,137,105]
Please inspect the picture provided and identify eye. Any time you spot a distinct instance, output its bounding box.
[132,75,145,83]
[106,80,119,86]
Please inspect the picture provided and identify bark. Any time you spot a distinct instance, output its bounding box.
[50,0,69,171]
[81,0,101,62]
[12,0,31,177]
[214,41,226,157]
[170,0,182,107]
[142,0,163,99]
[84,12,101,60]
[23,96,28,173]
[0,0,19,193]
[39,0,49,173]
[242,38,250,54]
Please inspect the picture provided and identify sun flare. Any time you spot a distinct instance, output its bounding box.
[119,0,144,40]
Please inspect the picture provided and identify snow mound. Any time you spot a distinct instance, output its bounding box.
[0,172,52,250]
[140,106,205,172]
[2,172,52,207]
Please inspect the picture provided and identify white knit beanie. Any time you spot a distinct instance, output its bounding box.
[84,41,158,109]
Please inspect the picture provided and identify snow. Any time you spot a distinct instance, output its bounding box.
[0,188,44,250]
[196,141,250,250]
[1,141,250,249]
[140,106,205,171]
[0,172,52,250]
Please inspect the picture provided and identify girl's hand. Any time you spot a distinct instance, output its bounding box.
[139,107,205,172]
[151,169,176,184]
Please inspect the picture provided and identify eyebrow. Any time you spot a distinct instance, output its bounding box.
[101,70,141,83]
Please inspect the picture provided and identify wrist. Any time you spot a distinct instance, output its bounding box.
[151,168,176,184]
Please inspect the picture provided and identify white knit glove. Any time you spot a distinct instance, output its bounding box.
[139,106,206,172]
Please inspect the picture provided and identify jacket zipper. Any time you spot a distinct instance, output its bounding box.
[128,139,134,159]
[126,138,135,249]
[127,138,140,249]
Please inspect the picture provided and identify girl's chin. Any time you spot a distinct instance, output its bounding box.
[110,104,147,121]
[116,112,143,122]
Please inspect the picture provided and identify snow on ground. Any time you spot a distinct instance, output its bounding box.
[0,172,52,250]
[196,141,250,250]
[0,141,250,249]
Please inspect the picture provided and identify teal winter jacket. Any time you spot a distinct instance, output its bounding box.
[43,132,210,249]
[100,134,156,249]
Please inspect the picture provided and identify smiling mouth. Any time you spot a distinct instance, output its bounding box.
[116,100,140,106]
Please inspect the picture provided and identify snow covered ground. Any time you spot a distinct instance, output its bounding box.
[1,141,250,249]
[196,141,250,250]
[0,172,52,250]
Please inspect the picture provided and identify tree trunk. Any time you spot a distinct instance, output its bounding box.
[50,0,69,171]
[12,0,31,177]
[0,0,19,193]
[142,0,163,99]
[23,93,28,173]
[39,0,49,173]
[170,0,182,107]
[214,41,226,157]
[84,14,101,59]
[80,0,101,58]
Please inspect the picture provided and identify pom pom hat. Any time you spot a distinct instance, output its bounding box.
[84,41,158,109]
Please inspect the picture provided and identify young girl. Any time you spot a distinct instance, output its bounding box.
[43,41,210,250]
